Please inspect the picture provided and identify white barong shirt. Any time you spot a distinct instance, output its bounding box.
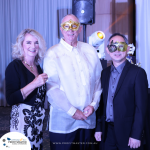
[43,38,102,133]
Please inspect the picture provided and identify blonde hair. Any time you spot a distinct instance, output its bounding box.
[12,28,47,64]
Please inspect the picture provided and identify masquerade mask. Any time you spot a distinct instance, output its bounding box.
[61,19,80,31]
[107,40,128,53]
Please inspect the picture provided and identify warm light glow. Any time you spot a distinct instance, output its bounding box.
[97,32,103,39]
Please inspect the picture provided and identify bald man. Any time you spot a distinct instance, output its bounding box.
[43,14,102,150]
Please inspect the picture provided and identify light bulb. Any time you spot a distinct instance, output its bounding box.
[97,32,103,39]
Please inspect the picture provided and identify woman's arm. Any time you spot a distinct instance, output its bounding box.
[5,61,48,105]
[21,73,48,99]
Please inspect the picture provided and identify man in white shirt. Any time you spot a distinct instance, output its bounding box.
[43,14,102,150]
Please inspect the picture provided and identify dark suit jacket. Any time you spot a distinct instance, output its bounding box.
[96,60,148,146]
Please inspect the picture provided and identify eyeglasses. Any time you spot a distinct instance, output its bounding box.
[107,40,128,53]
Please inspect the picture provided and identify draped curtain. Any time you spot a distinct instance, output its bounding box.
[135,0,150,87]
[0,0,72,107]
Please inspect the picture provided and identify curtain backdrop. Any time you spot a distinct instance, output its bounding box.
[135,0,150,88]
[0,0,72,107]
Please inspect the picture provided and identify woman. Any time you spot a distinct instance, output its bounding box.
[5,29,48,150]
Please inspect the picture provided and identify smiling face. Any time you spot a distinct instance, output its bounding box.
[22,33,39,59]
[60,15,82,46]
[106,35,129,67]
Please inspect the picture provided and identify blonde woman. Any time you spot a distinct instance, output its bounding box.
[5,29,48,150]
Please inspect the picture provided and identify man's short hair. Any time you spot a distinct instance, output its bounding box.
[61,14,80,25]
[107,33,128,46]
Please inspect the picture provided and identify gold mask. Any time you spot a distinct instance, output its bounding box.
[107,40,128,53]
[61,19,80,31]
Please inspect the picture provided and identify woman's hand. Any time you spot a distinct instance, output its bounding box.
[21,73,48,100]
[33,73,48,88]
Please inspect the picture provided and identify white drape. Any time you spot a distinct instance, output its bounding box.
[0,0,72,107]
[135,0,150,87]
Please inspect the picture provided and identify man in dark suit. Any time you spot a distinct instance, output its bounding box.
[95,33,148,150]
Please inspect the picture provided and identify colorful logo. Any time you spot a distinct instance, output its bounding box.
[0,132,31,150]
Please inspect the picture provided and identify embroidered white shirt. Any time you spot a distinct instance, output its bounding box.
[43,38,102,133]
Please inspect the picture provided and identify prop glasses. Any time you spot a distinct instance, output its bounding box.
[107,40,128,53]
[61,19,80,31]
